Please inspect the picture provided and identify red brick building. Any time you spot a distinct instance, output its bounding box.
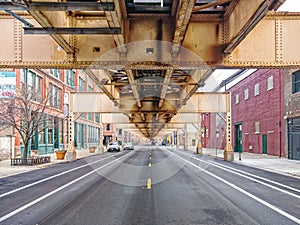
[200,69,285,157]
[0,69,102,158]
[200,113,226,150]
[229,69,285,157]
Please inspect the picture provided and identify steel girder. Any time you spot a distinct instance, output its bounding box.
[0,0,290,68]
[71,92,230,138]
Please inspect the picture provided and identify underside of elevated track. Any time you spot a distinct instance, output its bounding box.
[0,0,299,143]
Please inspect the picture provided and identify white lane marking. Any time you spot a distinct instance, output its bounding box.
[176,150,300,195]
[0,151,135,223]
[0,152,124,198]
[173,153,300,225]
[205,158,300,199]
[205,158,300,194]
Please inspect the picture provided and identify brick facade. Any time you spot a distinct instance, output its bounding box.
[201,113,226,150]
[229,69,285,157]
[0,69,102,158]
[284,69,300,159]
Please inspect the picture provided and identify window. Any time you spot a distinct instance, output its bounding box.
[38,120,45,144]
[20,69,25,88]
[88,112,93,120]
[27,70,33,89]
[79,77,85,92]
[88,85,93,120]
[36,76,43,102]
[254,83,260,96]
[255,122,260,134]
[267,76,273,91]
[292,70,300,94]
[48,116,53,144]
[80,113,86,119]
[235,94,239,104]
[65,70,75,87]
[106,124,111,131]
[21,70,43,102]
[95,113,100,123]
[50,69,62,80]
[244,89,249,100]
[49,83,62,109]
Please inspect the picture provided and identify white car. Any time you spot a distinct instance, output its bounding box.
[107,142,121,152]
[123,142,134,150]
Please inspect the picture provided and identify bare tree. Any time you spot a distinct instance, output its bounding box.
[0,85,55,159]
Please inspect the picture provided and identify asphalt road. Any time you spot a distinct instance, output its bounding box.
[0,146,300,225]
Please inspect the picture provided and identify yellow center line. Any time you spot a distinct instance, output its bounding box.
[147,178,151,189]
[148,162,152,167]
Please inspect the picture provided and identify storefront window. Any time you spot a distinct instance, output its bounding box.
[59,118,63,144]
[48,116,53,144]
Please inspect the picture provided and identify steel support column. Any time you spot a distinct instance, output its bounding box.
[66,92,76,162]
[224,93,234,161]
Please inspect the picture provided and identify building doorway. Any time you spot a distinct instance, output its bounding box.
[288,117,300,160]
[234,123,242,153]
[262,134,267,154]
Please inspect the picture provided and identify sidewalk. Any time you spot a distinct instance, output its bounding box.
[0,148,101,179]
[176,146,300,178]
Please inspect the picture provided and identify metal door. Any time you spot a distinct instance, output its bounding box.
[262,134,267,154]
[234,124,242,152]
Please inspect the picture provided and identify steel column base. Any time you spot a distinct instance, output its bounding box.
[224,150,234,161]
[66,151,77,162]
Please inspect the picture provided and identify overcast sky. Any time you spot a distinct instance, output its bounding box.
[278,0,300,11]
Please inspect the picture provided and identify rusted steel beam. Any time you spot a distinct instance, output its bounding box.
[172,0,195,56]
[193,0,232,13]
[24,27,121,35]
[0,2,115,11]
[224,0,270,54]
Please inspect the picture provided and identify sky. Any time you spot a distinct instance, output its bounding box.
[278,0,300,12]
[203,0,300,92]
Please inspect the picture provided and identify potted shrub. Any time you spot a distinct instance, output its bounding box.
[89,146,96,153]
[55,149,67,160]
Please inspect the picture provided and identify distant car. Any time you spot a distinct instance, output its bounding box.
[123,142,134,150]
[107,142,121,152]
[161,141,166,146]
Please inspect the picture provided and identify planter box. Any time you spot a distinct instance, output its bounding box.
[55,151,66,160]
[89,147,96,153]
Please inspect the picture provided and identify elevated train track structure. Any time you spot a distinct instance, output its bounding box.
[0,0,298,160]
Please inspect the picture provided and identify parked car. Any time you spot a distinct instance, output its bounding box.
[123,142,134,150]
[107,142,121,152]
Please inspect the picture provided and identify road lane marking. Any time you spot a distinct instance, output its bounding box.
[147,179,151,189]
[0,151,136,223]
[173,153,300,225]
[0,153,127,199]
[148,163,152,167]
[209,160,300,193]
[199,158,300,198]
[176,150,300,196]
